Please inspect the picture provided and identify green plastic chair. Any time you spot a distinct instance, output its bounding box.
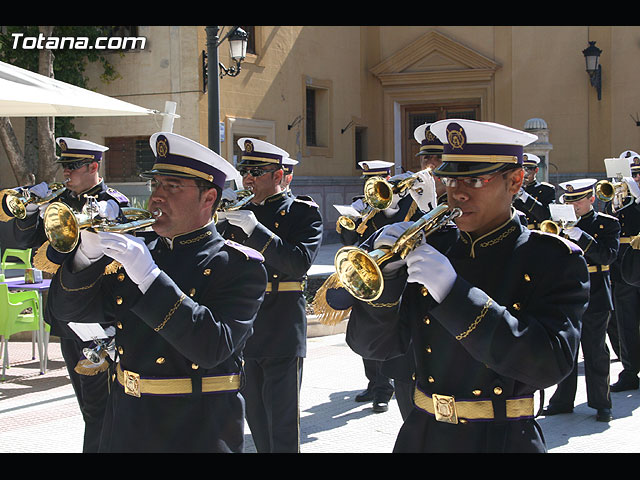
[0,283,46,380]
[1,248,33,272]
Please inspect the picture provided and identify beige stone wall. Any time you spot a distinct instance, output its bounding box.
[4,25,640,208]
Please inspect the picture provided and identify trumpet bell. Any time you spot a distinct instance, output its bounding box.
[595,180,615,202]
[334,246,386,302]
[1,189,28,219]
[539,219,561,236]
[337,215,356,231]
[364,176,394,210]
[43,202,86,253]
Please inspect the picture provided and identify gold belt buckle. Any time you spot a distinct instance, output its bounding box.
[123,369,141,398]
[432,393,458,424]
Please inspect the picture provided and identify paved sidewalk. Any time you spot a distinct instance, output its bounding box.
[1,335,638,453]
[1,242,639,453]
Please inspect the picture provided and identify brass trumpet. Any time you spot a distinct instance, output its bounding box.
[334,204,462,302]
[341,169,433,233]
[43,201,156,253]
[595,179,632,212]
[214,188,255,224]
[539,219,577,236]
[353,176,395,234]
[0,182,67,220]
[219,188,255,212]
[391,168,432,196]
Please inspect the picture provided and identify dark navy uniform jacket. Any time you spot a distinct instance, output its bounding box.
[346,210,589,452]
[513,180,556,229]
[45,222,267,452]
[219,190,323,358]
[621,240,640,286]
[605,198,640,284]
[11,180,129,338]
[568,209,619,313]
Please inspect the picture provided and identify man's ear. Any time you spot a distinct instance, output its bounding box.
[202,187,218,209]
[507,168,525,195]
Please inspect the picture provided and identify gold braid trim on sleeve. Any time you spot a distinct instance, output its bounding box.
[154,294,186,332]
[365,299,401,308]
[455,298,492,341]
[259,232,276,254]
[58,266,104,292]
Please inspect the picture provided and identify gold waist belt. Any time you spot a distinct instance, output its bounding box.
[587,264,610,273]
[116,363,240,398]
[413,387,534,424]
[620,237,632,244]
[265,281,304,293]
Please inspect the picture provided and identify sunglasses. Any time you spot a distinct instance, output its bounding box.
[62,160,93,171]
[239,167,280,178]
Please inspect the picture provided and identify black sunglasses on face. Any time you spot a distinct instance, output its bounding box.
[62,160,92,171]
[239,167,279,178]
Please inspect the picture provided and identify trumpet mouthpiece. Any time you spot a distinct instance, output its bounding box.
[152,208,163,218]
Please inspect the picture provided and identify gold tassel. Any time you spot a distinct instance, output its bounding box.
[0,209,12,223]
[310,272,352,326]
[33,241,60,274]
[74,350,110,376]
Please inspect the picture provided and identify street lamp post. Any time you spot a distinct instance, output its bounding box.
[204,26,248,154]
[582,40,602,101]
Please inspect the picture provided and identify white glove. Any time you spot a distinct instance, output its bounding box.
[221,188,238,202]
[224,210,259,236]
[405,242,457,303]
[96,200,120,221]
[72,230,105,272]
[28,182,50,199]
[565,226,584,241]
[516,188,531,202]
[388,172,414,183]
[373,221,414,274]
[622,177,640,203]
[350,198,366,214]
[408,170,437,213]
[99,232,161,293]
[383,193,402,217]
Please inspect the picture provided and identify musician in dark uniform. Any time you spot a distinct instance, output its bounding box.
[336,160,429,414]
[217,138,323,453]
[45,132,267,452]
[542,179,619,422]
[378,124,448,419]
[512,153,556,230]
[414,122,447,205]
[1,137,129,453]
[345,119,589,452]
[604,151,640,392]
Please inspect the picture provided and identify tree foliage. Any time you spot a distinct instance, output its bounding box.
[0,26,123,184]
